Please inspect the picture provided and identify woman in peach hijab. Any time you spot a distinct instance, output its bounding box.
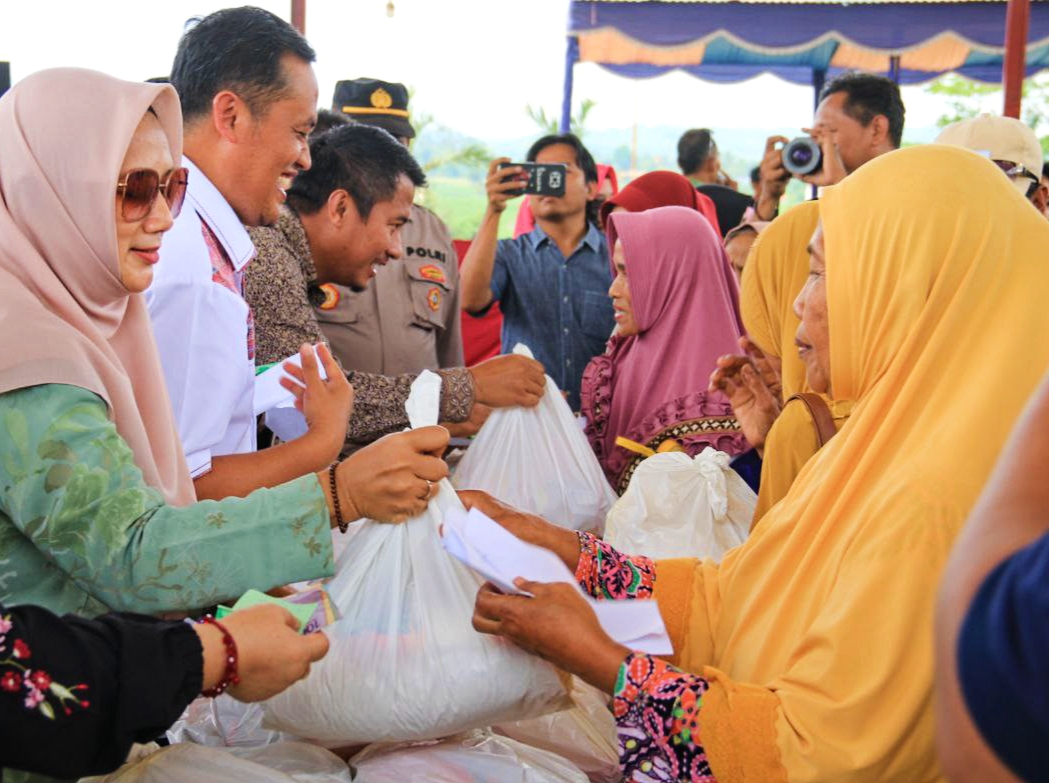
[467,145,1049,782]
[0,69,389,618]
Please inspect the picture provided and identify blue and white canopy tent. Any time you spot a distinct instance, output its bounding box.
[561,0,1049,129]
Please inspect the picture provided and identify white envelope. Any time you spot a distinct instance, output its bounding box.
[442,507,673,655]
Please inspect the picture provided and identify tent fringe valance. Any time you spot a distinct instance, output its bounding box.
[575,23,1049,60]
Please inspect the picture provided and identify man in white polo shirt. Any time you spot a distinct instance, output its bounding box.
[147,7,447,506]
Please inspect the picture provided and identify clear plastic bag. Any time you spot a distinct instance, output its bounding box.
[350,729,589,783]
[494,678,621,783]
[166,695,296,748]
[81,742,352,783]
[262,373,568,745]
[604,448,756,562]
[453,345,616,533]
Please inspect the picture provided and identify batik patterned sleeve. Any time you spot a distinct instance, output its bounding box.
[0,384,334,617]
[615,652,717,782]
[575,531,656,600]
[342,367,475,448]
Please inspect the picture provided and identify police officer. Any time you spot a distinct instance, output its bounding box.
[317,79,463,375]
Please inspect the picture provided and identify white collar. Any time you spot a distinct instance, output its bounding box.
[183,158,255,272]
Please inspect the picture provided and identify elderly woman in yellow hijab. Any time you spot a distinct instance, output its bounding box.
[465,144,1049,782]
[711,200,853,525]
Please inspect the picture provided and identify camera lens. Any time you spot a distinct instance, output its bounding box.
[782,137,823,177]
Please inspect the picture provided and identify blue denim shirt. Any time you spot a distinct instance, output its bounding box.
[488,223,614,410]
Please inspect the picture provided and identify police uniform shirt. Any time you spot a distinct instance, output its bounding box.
[315,203,464,375]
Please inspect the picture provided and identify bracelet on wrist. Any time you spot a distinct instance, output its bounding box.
[198,615,240,698]
[328,463,348,534]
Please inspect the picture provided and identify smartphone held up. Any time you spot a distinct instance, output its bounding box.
[498,162,568,198]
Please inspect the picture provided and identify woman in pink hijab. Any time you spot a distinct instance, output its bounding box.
[580,206,747,492]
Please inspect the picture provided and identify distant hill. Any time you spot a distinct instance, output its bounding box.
[412,122,943,239]
[416,122,942,185]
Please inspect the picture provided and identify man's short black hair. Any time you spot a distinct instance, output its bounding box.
[820,72,906,149]
[311,108,350,139]
[287,124,426,220]
[677,129,716,176]
[1042,161,1049,180]
[171,6,316,123]
[750,166,761,185]
[526,133,598,183]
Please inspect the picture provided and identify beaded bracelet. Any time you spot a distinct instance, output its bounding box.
[328,463,348,534]
[198,615,240,698]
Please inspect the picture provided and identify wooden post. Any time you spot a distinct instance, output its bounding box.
[291,0,306,34]
[1003,0,1030,118]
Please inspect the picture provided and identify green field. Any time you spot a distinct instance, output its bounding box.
[418,176,524,241]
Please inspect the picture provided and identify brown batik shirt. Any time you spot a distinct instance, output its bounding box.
[244,209,474,449]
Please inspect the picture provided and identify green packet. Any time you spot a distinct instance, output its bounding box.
[254,362,277,376]
[215,589,318,634]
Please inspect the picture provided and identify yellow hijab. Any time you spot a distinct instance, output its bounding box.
[654,145,1049,782]
[740,200,852,523]
[740,199,819,399]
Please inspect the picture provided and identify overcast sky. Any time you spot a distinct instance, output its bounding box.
[3,0,989,141]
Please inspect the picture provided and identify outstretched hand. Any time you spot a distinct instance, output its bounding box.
[197,604,329,703]
[470,354,546,408]
[472,579,629,693]
[280,343,354,463]
[456,490,581,570]
[709,344,783,451]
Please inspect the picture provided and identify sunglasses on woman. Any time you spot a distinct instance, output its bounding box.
[116,167,189,221]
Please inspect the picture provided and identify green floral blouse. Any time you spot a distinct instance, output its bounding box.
[0,384,334,617]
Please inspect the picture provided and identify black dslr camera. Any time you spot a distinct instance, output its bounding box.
[781,137,822,177]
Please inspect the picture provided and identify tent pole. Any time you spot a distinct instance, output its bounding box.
[1003,0,1030,118]
[291,0,306,34]
[812,67,826,113]
[889,55,901,83]
[811,69,826,200]
[560,36,578,134]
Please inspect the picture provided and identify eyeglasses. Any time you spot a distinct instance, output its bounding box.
[116,167,189,221]
[993,159,1040,196]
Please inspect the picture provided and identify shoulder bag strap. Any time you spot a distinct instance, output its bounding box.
[786,393,838,448]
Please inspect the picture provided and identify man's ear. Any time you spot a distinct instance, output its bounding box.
[211,90,245,144]
[1034,183,1049,214]
[585,177,601,201]
[327,189,358,227]
[869,114,891,147]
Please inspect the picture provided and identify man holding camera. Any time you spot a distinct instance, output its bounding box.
[461,134,614,411]
[753,72,905,221]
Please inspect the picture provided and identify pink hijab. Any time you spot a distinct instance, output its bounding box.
[581,206,747,491]
[0,68,195,506]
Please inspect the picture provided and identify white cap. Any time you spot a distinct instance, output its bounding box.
[936,114,1043,197]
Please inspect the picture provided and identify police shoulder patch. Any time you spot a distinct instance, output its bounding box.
[318,283,341,310]
[418,264,447,284]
